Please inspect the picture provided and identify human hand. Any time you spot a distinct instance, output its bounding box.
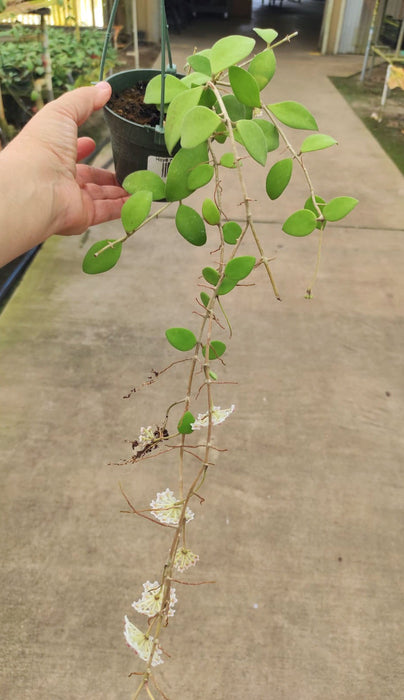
[0,82,128,266]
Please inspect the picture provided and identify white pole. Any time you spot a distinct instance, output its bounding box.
[132,0,139,68]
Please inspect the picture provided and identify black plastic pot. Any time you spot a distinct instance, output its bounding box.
[104,68,176,184]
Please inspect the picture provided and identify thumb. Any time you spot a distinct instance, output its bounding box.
[47,81,112,127]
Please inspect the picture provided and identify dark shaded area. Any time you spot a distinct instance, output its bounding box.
[107,83,161,126]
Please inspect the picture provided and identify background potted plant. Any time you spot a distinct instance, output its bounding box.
[83,23,358,699]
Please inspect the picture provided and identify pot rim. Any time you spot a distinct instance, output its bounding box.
[104,68,165,131]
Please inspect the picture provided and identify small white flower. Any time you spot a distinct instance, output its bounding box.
[137,426,155,446]
[132,580,177,618]
[150,488,194,525]
[123,616,163,666]
[174,547,200,573]
[191,404,235,430]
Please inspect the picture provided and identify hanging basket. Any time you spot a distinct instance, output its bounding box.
[100,0,177,184]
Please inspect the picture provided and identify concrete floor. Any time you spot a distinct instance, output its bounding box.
[1,2,404,698]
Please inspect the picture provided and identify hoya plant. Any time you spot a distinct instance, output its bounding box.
[82,28,357,699]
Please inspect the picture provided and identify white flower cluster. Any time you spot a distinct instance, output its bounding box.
[174,547,200,573]
[191,405,235,430]
[123,616,163,666]
[137,426,155,446]
[150,488,195,525]
[132,580,177,618]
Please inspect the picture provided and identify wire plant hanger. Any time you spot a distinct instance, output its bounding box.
[99,0,176,145]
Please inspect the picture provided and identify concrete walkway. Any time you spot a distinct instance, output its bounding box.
[1,3,404,699]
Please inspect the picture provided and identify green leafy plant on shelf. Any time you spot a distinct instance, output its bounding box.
[83,28,358,700]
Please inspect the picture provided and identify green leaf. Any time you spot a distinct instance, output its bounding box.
[187,52,211,76]
[223,221,242,244]
[121,190,153,233]
[181,106,222,149]
[181,72,211,88]
[253,119,279,152]
[202,340,227,360]
[177,410,195,434]
[209,370,218,381]
[265,158,293,200]
[300,133,337,153]
[188,163,214,190]
[304,195,326,229]
[217,277,237,295]
[282,209,318,237]
[82,239,122,275]
[228,65,261,108]
[202,198,220,225]
[144,74,187,105]
[122,171,165,200]
[248,49,276,90]
[220,153,236,168]
[200,291,210,307]
[267,101,318,130]
[175,204,207,246]
[165,327,197,351]
[210,35,255,74]
[253,27,278,45]
[202,267,220,286]
[220,94,248,121]
[323,196,358,222]
[213,123,228,144]
[165,144,209,201]
[165,86,204,153]
[236,119,267,165]
[225,255,256,281]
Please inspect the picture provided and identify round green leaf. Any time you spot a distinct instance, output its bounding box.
[225,255,256,281]
[282,209,318,237]
[178,410,195,434]
[210,35,255,75]
[253,119,279,152]
[236,119,267,165]
[122,171,166,200]
[181,106,222,149]
[165,143,209,201]
[202,198,220,225]
[265,158,293,200]
[229,65,261,108]
[223,221,242,244]
[144,74,187,105]
[175,204,207,246]
[217,276,237,295]
[202,340,227,360]
[165,86,204,154]
[248,49,276,90]
[200,292,210,307]
[220,153,236,168]
[304,195,326,230]
[82,240,122,275]
[188,163,214,190]
[220,94,248,121]
[181,72,211,88]
[323,196,358,222]
[165,327,197,351]
[187,52,211,76]
[213,123,228,144]
[267,101,318,130]
[202,267,220,286]
[121,190,153,233]
[300,133,337,153]
[253,27,278,45]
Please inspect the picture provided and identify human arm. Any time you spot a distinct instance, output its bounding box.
[0,81,127,267]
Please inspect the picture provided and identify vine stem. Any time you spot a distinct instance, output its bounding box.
[207,81,281,300]
[94,202,172,257]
